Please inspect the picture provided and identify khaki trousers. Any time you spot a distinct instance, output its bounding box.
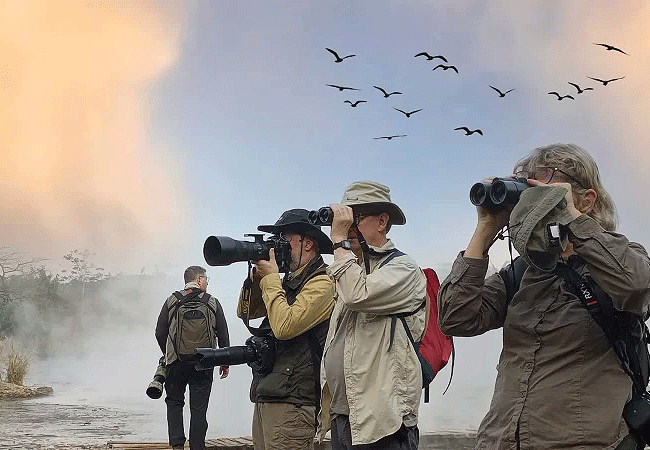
[252,402,316,450]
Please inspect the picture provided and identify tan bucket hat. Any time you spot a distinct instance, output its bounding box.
[509,185,576,271]
[341,180,406,225]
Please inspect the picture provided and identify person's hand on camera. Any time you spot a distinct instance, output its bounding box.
[329,203,354,243]
[219,365,229,379]
[255,248,279,277]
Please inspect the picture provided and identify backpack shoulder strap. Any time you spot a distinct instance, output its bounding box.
[378,249,406,269]
[499,256,529,307]
[168,289,204,323]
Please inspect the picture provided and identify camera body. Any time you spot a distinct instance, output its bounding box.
[470,177,530,211]
[308,207,334,226]
[194,334,276,375]
[203,233,291,272]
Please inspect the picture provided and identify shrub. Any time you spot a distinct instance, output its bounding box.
[6,343,29,385]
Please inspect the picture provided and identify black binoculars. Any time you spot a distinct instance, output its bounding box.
[308,207,334,226]
[469,177,530,211]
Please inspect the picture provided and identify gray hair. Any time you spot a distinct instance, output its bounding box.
[513,143,618,231]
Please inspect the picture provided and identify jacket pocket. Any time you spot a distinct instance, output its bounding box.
[256,362,294,398]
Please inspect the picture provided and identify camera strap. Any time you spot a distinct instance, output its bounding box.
[355,225,372,275]
[240,261,274,338]
[555,262,649,393]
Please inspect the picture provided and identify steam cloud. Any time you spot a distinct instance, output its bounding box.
[0,1,190,270]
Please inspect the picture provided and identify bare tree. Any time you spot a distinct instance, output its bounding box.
[0,247,44,308]
[59,249,111,302]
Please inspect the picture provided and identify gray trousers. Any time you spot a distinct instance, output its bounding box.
[330,415,419,450]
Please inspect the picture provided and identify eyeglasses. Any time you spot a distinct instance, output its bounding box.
[353,212,374,225]
[515,167,586,189]
[200,275,210,283]
[279,231,297,242]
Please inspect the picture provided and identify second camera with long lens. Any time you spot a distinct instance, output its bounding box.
[469,177,530,211]
[194,335,276,375]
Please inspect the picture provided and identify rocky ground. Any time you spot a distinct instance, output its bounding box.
[0,380,54,400]
[1,382,110,449]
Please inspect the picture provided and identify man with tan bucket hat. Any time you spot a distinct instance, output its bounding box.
[317,181,427,449]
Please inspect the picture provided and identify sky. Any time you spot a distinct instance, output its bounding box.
[3,0,650,439]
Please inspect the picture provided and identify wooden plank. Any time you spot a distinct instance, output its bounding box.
[108,436,255,449]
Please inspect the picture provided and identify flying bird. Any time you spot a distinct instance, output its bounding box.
[344,100,366,107]
[586,76,625,86]
[373,135,407,140]
[373,86,402,98]
[454,127,483,136]
[568,82,593,94]
[326,47,356,63]
[326,84,360,91]
[414,52,448,62]
[489,85,515,97]
[393,108,423,118]
[593,42,629,55]
[548,92,575,101]
[433,64,459,74]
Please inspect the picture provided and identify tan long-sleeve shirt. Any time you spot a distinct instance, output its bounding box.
[438,215,650,449]
[237,263,334,340]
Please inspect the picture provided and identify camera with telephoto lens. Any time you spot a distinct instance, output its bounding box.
[194,334,276,375]
[308,207,334,226]
[469,177,530,211]
[203,233,292,272]
[146,358,166,399]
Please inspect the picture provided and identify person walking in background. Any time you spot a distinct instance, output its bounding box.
[155,266,230,450]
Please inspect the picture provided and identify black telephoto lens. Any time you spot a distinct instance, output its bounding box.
[194,346,257,370]
[203,236,271,266]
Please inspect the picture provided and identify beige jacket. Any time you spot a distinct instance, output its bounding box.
[318,240,427,445]
[438,214,650,449]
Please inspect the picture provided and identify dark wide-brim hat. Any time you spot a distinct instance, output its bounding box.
[341,180,406,225]
[258,208,333,254]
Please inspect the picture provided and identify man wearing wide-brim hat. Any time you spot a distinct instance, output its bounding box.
[236,208,335,450]
[316,181,427,449]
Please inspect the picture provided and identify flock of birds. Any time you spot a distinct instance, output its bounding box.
[324,42,628,140]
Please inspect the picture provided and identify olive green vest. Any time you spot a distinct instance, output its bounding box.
[250,255,330,406]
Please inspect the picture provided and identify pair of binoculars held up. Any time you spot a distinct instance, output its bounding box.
[469,177,530,211]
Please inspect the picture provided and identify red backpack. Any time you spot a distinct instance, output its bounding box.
[384,252,454,403]
[419,268,454,401]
